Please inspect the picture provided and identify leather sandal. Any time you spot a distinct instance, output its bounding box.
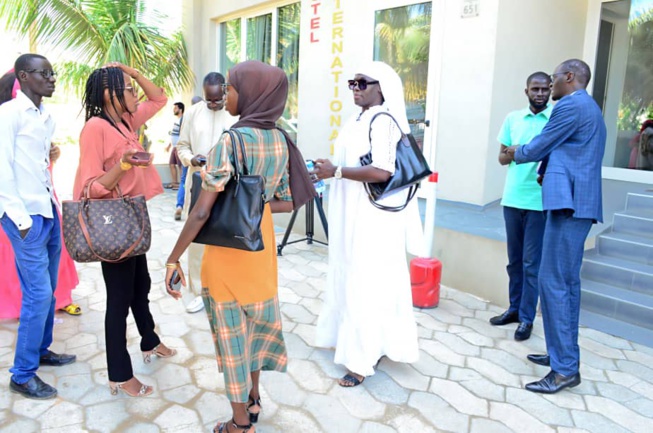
[247,396,262,423]
[213,419,255,433]
[142,343,177,364]
[338,373,365,387]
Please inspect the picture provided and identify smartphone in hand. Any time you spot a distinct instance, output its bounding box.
[128,151,152,166]
[170,270,182,291]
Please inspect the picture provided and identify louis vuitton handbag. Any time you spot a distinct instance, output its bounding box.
[189,129,266,251]
[62,181,151,263]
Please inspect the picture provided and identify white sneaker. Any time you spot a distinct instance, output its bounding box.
[186,296,204,313]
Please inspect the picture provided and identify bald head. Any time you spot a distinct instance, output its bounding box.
[560,59,591,87]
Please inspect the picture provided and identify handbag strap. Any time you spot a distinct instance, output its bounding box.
[364,183,418,212]
[77,198,147,263]
[229,129,250,176]
[367,111,405,149]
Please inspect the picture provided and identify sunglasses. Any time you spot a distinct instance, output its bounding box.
[24,69,57,79]
[123,86,137,96]
[348,79,379,91]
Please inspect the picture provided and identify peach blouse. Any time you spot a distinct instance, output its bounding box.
[73,92,167,200]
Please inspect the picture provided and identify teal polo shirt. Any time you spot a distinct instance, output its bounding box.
[498,105,552,211]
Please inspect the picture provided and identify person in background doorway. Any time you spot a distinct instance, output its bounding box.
[175,72,237,313]
[505,59,606,394]
[166,102,185,218]
[490,72,551,341]
[312,61,419,388]
[0,54,77,400]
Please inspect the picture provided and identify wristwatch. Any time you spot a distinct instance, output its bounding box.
[334,166,343,179]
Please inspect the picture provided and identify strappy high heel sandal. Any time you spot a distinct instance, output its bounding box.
[142,343,177,364]
[246,396,262,423]
[109,378,153,397]
[213,419,255,433]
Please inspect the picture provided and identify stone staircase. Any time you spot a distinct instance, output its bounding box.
[580,192,653,347]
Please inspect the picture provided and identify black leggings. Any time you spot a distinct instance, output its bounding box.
[101,254,160,382]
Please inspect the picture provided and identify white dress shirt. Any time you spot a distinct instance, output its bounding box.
[176,103,237,167]
[0,90,56,230]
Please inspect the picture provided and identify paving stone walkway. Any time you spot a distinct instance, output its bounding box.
[1,192,653,433]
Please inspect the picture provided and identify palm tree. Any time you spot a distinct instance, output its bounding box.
[0,0,193,94]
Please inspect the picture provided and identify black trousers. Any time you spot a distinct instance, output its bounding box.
[101,254,160,382]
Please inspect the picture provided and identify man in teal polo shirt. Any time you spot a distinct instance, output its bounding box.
[489,71,552,341]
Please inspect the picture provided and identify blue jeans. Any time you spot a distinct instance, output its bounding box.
[503,206,545,324]
[176,165,188,209]
[1,206,61,384]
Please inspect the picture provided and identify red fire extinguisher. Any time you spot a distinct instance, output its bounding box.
[410,172,441,308]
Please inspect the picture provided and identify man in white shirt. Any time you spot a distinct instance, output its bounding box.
[0,54,76,400]
[176,72,237,313]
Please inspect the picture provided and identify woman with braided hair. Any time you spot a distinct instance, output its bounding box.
[73,63,176,397]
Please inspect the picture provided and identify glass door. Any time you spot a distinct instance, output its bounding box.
[373,2,432,150]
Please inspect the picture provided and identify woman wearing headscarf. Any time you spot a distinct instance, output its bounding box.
[165,60,302,433]
[313,61,419,387]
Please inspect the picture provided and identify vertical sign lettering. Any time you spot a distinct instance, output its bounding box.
[310,1,321,42]
[329,0,343,154]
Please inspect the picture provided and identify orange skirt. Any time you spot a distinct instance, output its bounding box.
[201,204,278,304]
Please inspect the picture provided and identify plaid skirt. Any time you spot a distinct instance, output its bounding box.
[202,289,288,403]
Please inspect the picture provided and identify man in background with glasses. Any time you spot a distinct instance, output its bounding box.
[176,72,237,313]
[0,53,76,400]
[505,59,606,394]
[491,72,551,342]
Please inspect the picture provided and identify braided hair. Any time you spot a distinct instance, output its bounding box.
[82,67,131,133]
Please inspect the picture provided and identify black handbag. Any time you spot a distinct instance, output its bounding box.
[359,112,432,212]
[189,129,266,251]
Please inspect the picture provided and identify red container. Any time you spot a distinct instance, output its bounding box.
[410,257,442,308]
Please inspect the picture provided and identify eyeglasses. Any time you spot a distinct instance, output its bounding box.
[23,69,57,79]
[123,86,137,96]
[549,71,572,81]
[348,79,379,91]
[221,83,231,93]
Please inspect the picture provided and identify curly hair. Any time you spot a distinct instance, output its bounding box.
[82,67,131,132]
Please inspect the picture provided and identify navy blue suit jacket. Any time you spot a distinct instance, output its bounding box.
[515,90,606,222]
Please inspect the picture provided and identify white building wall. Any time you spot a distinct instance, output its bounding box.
[182,0,602,206]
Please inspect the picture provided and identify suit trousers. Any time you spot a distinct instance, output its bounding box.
[539,209,592,376]
[101,254,160,382]
[503,206,545,324]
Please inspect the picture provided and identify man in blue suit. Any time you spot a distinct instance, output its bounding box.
[505,59,606,394]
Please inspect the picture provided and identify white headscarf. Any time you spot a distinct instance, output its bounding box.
[356,61,411,134]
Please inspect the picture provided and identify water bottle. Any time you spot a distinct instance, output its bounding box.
[305,160,326,195]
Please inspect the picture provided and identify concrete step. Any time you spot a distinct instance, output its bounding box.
[612,209,653,238]
[625,192,653,212]
[581,250,653,295]
[581,279,653,330]
[597,231,653,265]
[580,308,653,349]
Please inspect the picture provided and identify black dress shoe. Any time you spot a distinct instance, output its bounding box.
[525,370,581,394]
[39,350,76,366]
[527,354,550,366]
[10,376,57,399]
[489,310,519,326]
[514,323,533,341]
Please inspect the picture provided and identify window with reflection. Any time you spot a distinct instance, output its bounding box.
[218,4,300,139]
[374,2,432,149]
[594,0,653,170]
